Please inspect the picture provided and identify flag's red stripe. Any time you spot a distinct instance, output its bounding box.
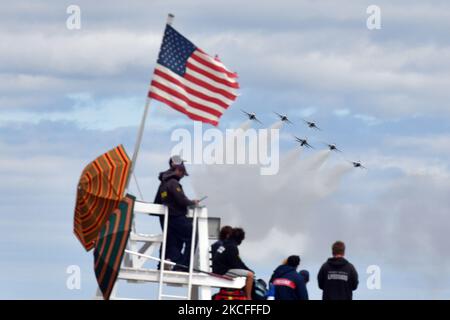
[151,80,223,117]
[184,73,237,101]
[149,87,219,123]
[186,62,239,89]
[152,68,230,109]
[149,92,219,126]
[190,53,238,79]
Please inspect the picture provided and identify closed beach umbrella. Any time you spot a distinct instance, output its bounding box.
[74,145,131,251]
[94,194,135,300]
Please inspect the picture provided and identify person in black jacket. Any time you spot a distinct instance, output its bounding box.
[211,225,233,260]
[154,156,199,269]
[212,228,254,300]
[317,241,359,300]
[269,255,308,300]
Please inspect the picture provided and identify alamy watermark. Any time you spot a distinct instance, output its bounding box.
[170,122,280,176]
[366,5,381,30]
[66,5,81,30]
[366,264,381,290]
[66,265,81,290]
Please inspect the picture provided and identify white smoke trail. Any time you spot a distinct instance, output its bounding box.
[302,149,330,171]
[315,163,353,197]
[280,147,303,169]
[326,163,353,182]
[190,119,254,198]
[267,150,329,194]
[270,120,283,130]
[262,148,306,192]
[188,117,353,247]
[238,120,253,131]
[191,143,353,240]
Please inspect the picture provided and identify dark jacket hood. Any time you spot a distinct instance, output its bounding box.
[272,265,297,278]
[158,169,180,182]
[326,257,349,268]
[224,239,239,247]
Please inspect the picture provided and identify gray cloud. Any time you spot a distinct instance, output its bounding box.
[2,0,450,119]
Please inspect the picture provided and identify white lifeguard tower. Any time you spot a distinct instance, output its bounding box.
[96,201,245,300]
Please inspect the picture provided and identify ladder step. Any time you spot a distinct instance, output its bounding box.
[160,294,188,300]
[167,283,183,287]
[130,233,163,242]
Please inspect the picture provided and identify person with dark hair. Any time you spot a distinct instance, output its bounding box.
[299,270,310,284]
[269,255,308,300]
[317,241,359,300]
[211,225,233,259]
[212,228,254,300]
[154,156,199,270]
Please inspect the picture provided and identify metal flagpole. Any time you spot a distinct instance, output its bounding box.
[121,13,175,245]
[124,13,175,194]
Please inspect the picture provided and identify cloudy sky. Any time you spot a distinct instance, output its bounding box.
[1,0,450,299]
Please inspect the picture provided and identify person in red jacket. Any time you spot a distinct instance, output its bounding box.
[269,255,308,300]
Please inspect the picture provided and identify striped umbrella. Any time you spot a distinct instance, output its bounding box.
[74,145,131,251]
[94,194,135,300]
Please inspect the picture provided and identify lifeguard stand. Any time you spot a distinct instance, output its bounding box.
[96,201,245,300]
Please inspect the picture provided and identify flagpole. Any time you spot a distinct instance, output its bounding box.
[124,13,175,194]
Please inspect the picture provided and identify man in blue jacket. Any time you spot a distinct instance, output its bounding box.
[269,255,308,300]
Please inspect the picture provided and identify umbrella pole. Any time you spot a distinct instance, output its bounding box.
[124,13,175,195]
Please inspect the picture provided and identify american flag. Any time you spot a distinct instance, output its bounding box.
[149,24,239,126]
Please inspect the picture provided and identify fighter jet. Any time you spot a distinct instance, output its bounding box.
[274,112,293,124]
[294,136,314,149]
[351,161,366,169]
[302,119,321,130]
[325,143,342,153]
[241,109,263,124]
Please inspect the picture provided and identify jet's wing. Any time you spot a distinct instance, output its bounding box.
[273,111,283,118]
[241,109,251,117]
